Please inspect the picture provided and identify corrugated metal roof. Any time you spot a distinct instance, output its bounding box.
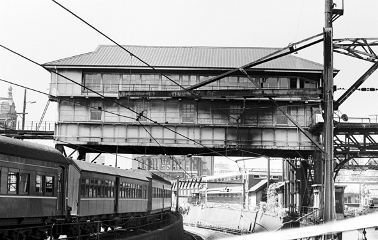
[70,159,148,181]
[249,179,268,192]
[43,45,324,71]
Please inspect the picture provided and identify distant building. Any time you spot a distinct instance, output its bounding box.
[132,154,214,180]
[0,86,17,130]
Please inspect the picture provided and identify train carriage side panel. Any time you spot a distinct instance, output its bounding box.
[77,170,116,216]
[163,182,172,211]
[118,175,149,214]
[69,159,120,217]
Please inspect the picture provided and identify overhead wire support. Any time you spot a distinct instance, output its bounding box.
[186,32,324,91]
[333,38,378,62]
[333,38,378,108]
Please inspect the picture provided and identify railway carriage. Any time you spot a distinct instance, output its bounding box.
[0,136,69,238]
[150,173,172,214]
[0,135,173,239]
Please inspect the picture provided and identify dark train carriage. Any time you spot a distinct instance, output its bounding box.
[67,159,119,218]
[150,173,172,214]
[67,159,150,219]
[117,170,149,214]
[0,136,69,226]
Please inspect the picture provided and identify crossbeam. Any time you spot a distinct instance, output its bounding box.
[186,33,324,91]
[334,38,378,108]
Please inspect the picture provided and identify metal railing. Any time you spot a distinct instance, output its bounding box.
[15,121,55,131]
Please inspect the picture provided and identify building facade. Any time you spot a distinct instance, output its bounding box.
[132,154,214,180]
[0,86,17,130]
[43,45,329,160]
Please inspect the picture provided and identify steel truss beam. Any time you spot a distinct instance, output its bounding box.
[334,38,378,108]
[334,123,378,175]
[333,38,378,62]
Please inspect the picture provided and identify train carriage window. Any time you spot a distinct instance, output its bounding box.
[45,176,54,196]
[93,179,98,197]
[131,183,135,198]
[109,181,114,197]
[122,182,126,198]
[7,171,18,194]
[119,182,123,198]
[85,179,90,197]
[89,179,94,197]
[103,180,108,198]
[80,178,86,197]
[98,180,103,197]
[36,175,43,194]
[19,173,29,195]
[125,183,129,198]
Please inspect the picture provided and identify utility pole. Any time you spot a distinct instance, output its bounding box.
[22,89,27,130]
[323,0,335,224]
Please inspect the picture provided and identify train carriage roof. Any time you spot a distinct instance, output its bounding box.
[134,169,172,185]
[69,158,148,181]
[148,171,171,185]
[0,135,69,164]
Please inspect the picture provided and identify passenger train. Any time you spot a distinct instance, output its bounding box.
[0,135,172,239]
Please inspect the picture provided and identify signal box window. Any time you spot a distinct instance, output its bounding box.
[182,103,195,123]
[84,73,102,91]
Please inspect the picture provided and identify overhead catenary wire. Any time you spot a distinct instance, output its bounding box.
[0,75,315,165]
[0,45,237,162]
[0,121,173,179]
[50,0,247,123]
[0,78,197,176]
[1,0,322,163]
[1,76,287,171]
[50,0,322,157]
[49,0,320,161]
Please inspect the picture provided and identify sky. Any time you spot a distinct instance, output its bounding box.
[1,0,378,166]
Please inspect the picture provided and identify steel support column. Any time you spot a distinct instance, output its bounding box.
[323,0,335,224]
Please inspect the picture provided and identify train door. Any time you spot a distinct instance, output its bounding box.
[67,164,80,215]
[115,177,120,213]
[147,178,152,213]
[57,166,67,214]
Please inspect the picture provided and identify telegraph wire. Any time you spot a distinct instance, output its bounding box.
[51,1,322,159]
[0,75,317,165]
[0,45,238,162]
[53,139,173,179]
[50,0,238,122]
[0,77,197,176]
[0,78,135,121]
[0,122,173,179]
[136,120,192,178]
